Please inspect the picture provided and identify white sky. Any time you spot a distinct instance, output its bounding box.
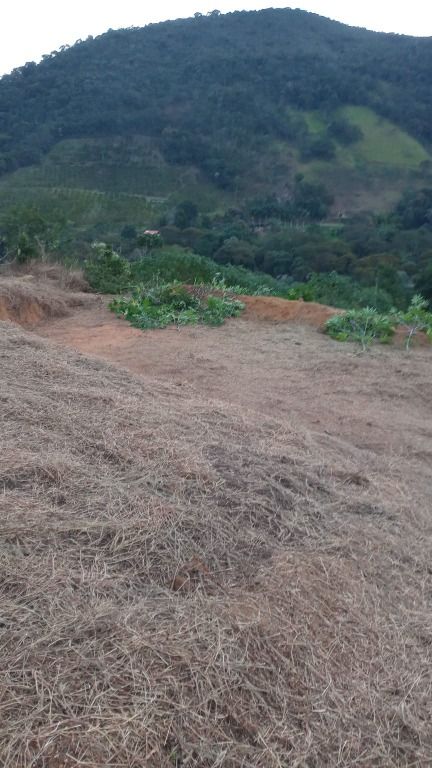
[1,1,431,76]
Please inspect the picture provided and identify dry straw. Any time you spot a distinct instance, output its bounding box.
[1,316,432,766]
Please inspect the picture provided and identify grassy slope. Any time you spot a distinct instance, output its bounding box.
[0,107,431,234]
[299,106,432,211]
[340,106,429,167]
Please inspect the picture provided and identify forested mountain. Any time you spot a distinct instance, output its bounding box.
[1,8,432,306]
[0,8,431,179]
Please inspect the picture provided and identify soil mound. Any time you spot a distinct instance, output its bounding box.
[1,321,431,766]
[0,271,94,326]
[240,295,340,326]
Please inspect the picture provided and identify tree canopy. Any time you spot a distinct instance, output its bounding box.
[0,8,431,181]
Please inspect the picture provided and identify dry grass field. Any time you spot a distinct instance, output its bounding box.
[1,267,432,766]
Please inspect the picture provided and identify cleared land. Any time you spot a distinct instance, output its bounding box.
[1,270,432,766]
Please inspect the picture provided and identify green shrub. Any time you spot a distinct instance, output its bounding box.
[131,247,282,295]
[325,307,395,350]
[287,272,394,312]
[85,242,131,293]
[396,294,432,349]
[109,281,244,330]
[203,295,244,325]
[209,273,275,296]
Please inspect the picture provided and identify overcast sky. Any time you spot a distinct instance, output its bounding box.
[1,1,431,76]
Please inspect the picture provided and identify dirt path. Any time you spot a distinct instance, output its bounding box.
[37,300,432,480]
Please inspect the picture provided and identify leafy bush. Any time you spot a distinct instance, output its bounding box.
[325,307,395,350]
[287,272,394,312]
[131,247,282,294]
[209,273,276,296]
[109,281,244,330]
[85,242,131,293]
[396,294,432,349]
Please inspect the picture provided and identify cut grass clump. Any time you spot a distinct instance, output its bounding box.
[110,281,245,329]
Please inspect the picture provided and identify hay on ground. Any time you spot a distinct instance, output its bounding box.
[1,321,432,766]
[0,271,94,326]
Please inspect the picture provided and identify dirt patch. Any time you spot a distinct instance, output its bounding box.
[240,295,340,326]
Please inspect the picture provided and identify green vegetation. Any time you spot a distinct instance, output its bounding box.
[84,244,283,295]
[397,295,432,350]
[339,107,430,168]
[82,243,432,349]
[110,282,244,329]
[1,8,431,183]
[325,308,395,350]
[84,242,131,293]
[325,295,432,351]
[287,272,394,312]
[0,204,65,262]
[1,10,432,313]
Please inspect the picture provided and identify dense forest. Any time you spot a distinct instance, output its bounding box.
[0,8,432,307]
[0,8,432,178]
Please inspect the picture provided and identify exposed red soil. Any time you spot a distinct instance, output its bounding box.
[0,274,94,327]
[240,294,341,325]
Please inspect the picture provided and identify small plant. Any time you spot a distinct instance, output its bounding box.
[325,307,394,350]
[204,294,244,325]
[397,294,432,350]
[110,281,244,330]
[85,242,131,293]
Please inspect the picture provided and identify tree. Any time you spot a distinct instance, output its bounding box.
[414,263,432,302]
[291,178,334,221]
[397,294,432,349]
[136,230,163,255]
[174,201,199,230]
[395,188,432,229]
[214,237,257,268]
[0,205,65,262]
[121,224,137,240]
[300,134,336,162]
[328,117,363,145]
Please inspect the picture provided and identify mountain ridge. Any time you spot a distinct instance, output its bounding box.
[0,7,431,181]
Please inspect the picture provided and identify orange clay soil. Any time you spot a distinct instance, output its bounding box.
[240,295,341,324]
[0,274,94,326]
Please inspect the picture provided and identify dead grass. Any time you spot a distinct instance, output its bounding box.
[1,319,432,766]
[0,263,94,325]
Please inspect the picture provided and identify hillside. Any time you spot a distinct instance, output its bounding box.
[1,9,432,306]
[0,8,432,215]
[1,267,432,765]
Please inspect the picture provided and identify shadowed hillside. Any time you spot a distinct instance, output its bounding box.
[0,8,431,195]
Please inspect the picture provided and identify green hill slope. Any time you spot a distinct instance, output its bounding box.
[1,7,432,302]
[0,8,431,196]
[0,101,430,242]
